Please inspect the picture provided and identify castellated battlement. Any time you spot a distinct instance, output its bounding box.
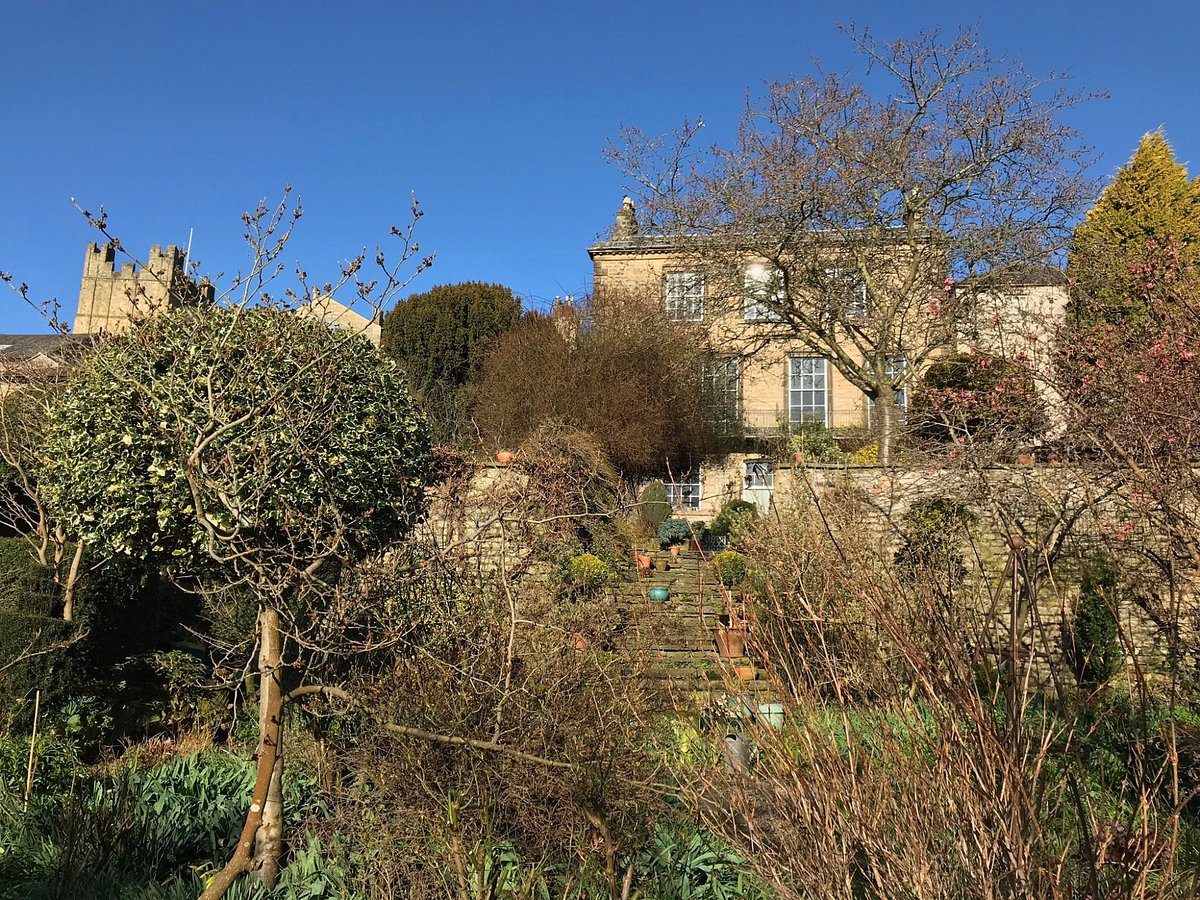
[73,242,205,335]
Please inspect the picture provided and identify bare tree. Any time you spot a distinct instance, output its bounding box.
[607,26,1095,463]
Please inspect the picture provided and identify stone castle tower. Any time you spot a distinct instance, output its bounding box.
[73,243,211,335]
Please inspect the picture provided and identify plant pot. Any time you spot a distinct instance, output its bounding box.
[647,586,670,602]
[669,544,680,560]
[715,626,747,659]
[733,662,756,682]
[653,558,669,572]
[635,553,652,574]
[495,450,515,464]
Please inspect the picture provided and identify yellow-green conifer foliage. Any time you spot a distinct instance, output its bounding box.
[1068,130,1200,325]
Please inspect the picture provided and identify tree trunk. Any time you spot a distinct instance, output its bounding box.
[61,542,84,622]
[254,606,285,889]
[197,606,285,900]
[875,386,898,467]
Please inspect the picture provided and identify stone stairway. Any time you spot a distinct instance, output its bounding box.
[613,548,773,712]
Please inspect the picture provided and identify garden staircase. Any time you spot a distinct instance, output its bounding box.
[614,548,772,712]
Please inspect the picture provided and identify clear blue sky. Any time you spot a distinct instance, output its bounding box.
[2,0,1197,333]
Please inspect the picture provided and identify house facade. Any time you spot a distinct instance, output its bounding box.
[588,198,1068,519]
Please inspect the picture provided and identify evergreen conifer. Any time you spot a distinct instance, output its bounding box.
[1068,130,1200,325]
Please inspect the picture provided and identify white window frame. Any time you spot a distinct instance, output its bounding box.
[664,470,702,511]
[744,264,785,322]
[743,459,775,490]
[788,357,829,427]
[664,272,705,322]
[703,356,740,430]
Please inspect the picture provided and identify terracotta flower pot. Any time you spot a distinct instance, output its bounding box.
[669,544,681,560]
[734,662,756,682]
[495,450,515,464]
[715,627,747,659]
[635,553,652,574]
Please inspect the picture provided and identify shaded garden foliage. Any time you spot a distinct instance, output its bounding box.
[912,351,1046,442]
[380,281,521,445]
[474,292,727,480]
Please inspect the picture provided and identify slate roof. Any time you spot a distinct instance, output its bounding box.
[0,334,88,360]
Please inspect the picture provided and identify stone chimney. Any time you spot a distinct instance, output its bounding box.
[614,196,638,240]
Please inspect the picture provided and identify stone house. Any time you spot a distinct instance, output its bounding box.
[588,198,1069,519]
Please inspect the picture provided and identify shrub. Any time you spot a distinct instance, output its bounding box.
[0,538,58,614]
[789,424,846,463]
[516,421,621,556]
[568,553,613,595]
[474,292,721,480]
[850,442,880,465]
[380,281,521,446]
[709,500,757,545]
[712,550,747,587]
[658,517,693,548]
[893,497,976,592]
[639,480,672,534]
[912,352,1046,442]
[1065,559,1124,688]
[0,610,83,732]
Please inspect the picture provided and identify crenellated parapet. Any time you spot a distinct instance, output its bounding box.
[73,242,211,335]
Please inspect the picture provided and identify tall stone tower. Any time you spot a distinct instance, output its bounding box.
[73,243,210,335]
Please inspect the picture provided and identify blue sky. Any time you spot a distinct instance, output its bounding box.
[2,0,1198,333]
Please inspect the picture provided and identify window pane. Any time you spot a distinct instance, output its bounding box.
[665,272,704,321]
[788,357,828,425]
[744,459,775,489]
[703,356,740,434]
[664,471,702,510]
[744,265,784,321]
[825,267,869,319]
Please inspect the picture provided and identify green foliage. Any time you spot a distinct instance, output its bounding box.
[380,282,521,446]
[0,751,342,900]
[1069,130,1200,327]
[902,497,977,546]
[41,307,432,604]
[0,735,80,798]
[913,352,1046,442]
[658,517,693,548]
[636,823,769,900]
[894,497,976,590]
[0,538,57,614]
[567,553,612,595]
[711,550,747,588]
[639,480,672,534]
[788,424,846,463]
[0,609,82,732]
[708,500,757,545]
[1066,559,1125,688]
